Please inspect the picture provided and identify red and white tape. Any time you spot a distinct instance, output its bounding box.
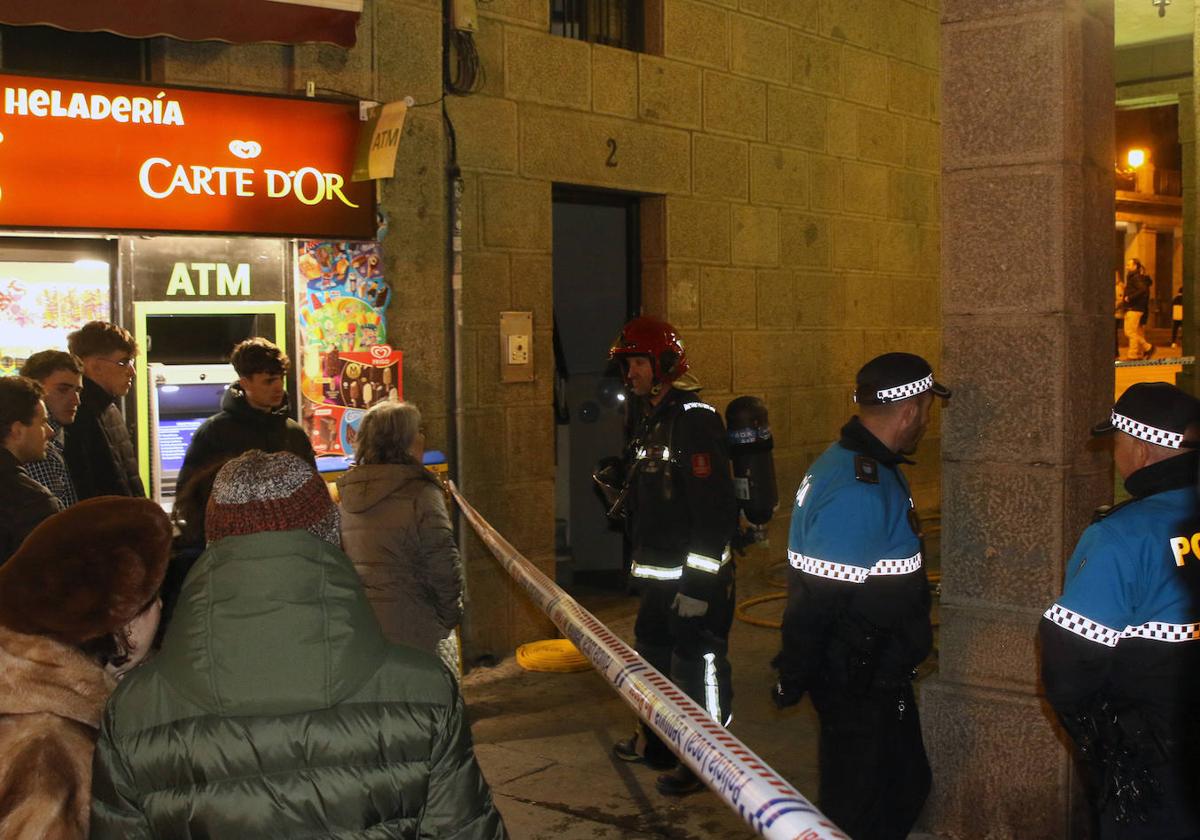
[450,483,848,840]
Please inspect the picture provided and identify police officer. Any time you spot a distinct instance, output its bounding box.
[602,316,738,796]
[772,352,947,840]
[1040,382,1200,839]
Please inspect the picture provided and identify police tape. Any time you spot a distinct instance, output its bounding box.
[1113,356,1194,368]
[449,482,848,840]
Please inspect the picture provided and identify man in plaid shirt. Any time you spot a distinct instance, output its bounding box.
[18,350,83,507]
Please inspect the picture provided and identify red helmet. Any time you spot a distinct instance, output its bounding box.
[608,316,689,385]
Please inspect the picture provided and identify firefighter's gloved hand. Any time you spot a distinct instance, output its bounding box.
[671,592,709,618]
[771,672,805,709]
[592,456,626,508]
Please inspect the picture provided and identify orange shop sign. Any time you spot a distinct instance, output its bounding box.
[0,75,375,239]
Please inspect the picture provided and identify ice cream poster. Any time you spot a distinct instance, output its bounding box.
[0,261,110,375]
[295,240,400,456]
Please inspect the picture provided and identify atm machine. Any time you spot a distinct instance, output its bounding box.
[121,236,292,506]
[147,363,233,504]
[138,304,286,505]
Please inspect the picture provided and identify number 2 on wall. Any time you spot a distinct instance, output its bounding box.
[605,138,618,168]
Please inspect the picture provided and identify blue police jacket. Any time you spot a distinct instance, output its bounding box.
[777,418,932,690]
[1039,450,1200,838]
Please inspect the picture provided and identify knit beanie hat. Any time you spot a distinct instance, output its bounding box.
[0,496,171,644]
[206,450,341,547]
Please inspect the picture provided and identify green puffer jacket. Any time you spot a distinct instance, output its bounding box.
[89,529,506,840]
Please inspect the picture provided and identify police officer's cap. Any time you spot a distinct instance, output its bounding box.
[1091,382,1200,449]
[854,352,951,405]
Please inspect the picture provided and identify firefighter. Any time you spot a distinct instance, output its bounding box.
[600,316,738,796]
[772,352,948,840]
[1041,382,1200,839]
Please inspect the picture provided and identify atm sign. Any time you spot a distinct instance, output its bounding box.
[0,74,375,239]
[166,263,250,297]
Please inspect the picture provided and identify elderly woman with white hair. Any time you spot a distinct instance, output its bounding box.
[337,401,463,672]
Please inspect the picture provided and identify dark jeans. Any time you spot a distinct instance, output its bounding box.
[811,682,930,840]
[633,571,735,767]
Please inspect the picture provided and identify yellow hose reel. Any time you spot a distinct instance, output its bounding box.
[516,638,593,673]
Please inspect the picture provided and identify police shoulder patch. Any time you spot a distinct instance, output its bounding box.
[854,455,879,484]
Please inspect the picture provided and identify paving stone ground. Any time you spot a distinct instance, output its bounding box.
[461,545,829,839]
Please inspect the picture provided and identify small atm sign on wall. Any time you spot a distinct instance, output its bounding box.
[0,75,375,239]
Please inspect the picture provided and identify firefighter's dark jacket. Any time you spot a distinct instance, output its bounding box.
[176,383,315,493]
[64,376,145,500]
[1040,450,1200,769]
[625,387,738,601]
[778,417,932,692]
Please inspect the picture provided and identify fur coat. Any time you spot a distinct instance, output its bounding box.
[0,624,114,839]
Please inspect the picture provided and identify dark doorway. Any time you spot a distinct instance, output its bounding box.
[552,187,640,591]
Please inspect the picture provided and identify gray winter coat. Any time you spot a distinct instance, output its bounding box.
[337,464,463,654]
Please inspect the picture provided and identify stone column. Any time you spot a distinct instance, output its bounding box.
[1182,93,1195,392]
[1182,16,1199,393]
[923,2,1114,837]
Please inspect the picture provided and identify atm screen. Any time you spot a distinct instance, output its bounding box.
[146,313,277,365]
[158,381,230,416]
[158,417,206,473]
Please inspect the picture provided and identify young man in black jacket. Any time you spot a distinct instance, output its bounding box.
[65,321,145,499]
[0,376,61,564]
[176,338,315,494]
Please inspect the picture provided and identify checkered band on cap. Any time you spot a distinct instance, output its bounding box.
[874,374,933,403]
[1111,410,1184,449]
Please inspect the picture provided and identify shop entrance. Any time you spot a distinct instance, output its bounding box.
[552,188,640,589]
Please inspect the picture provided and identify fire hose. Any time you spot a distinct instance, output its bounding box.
[449,481,848,840]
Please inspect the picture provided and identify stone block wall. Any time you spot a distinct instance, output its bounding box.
[455,0,943,655]
[152,0,944,661]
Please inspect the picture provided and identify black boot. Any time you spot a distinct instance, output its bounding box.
[656,764,704,796]
[611,731,641,762]
[612,730,676,771]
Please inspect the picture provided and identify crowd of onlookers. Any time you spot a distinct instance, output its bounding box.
[0,321,505,838]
